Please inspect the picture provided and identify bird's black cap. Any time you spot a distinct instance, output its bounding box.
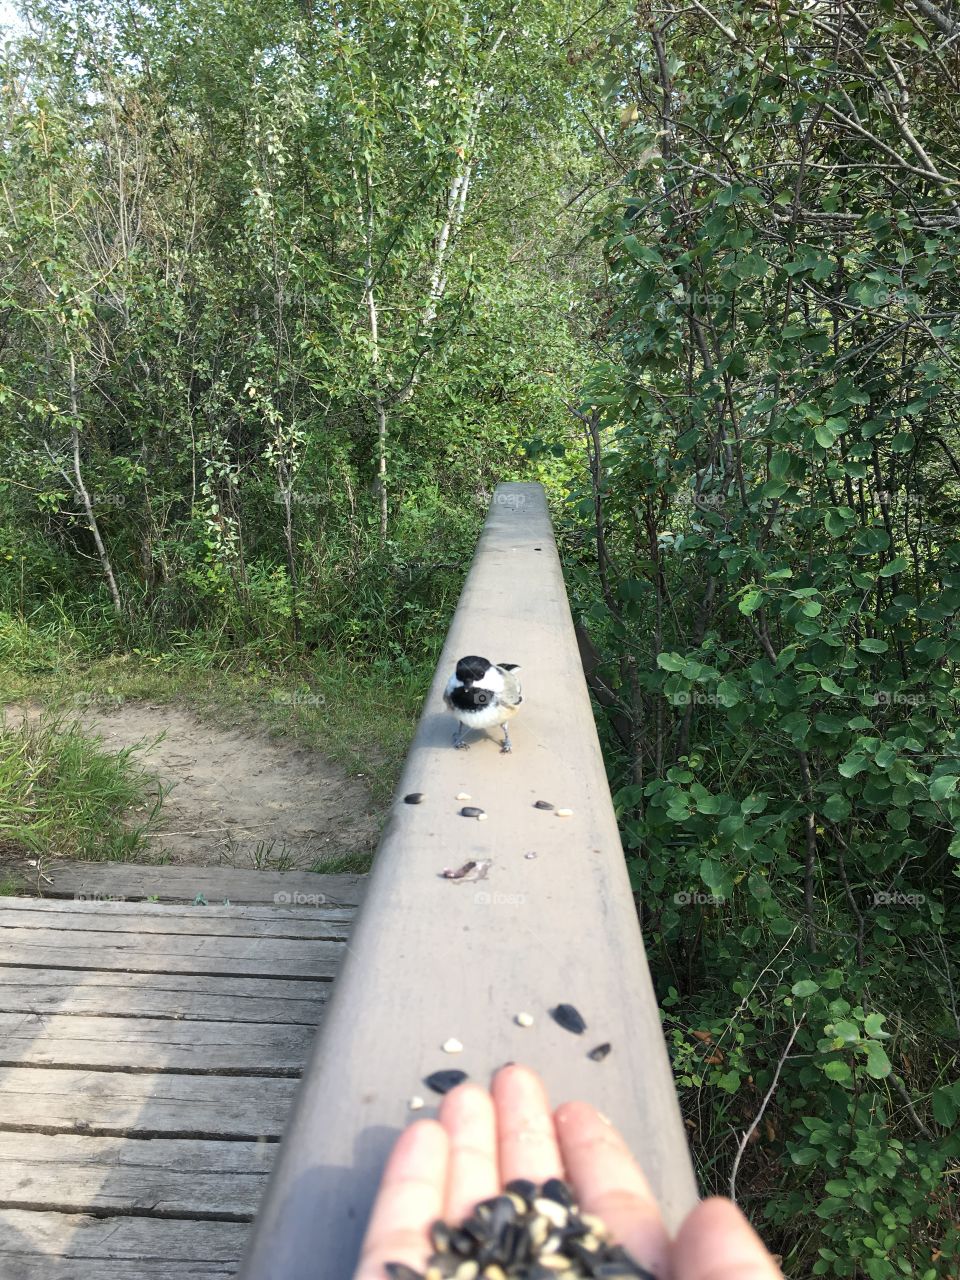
[455,655,491,685]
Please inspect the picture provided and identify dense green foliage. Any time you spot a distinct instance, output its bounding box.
[561,3,960,1276]
[2,0,959,1275]
[0,0,594,660]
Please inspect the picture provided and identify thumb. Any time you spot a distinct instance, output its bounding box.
[672,1197,784,1280]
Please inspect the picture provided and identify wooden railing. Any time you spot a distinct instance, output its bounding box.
[239,482,698,1280]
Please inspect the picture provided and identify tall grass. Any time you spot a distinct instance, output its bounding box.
[0,711,164,862]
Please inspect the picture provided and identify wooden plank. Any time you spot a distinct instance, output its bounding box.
[0,1132,272,1216]
[0,930,344,979]
[33,864,367,907]
[0,970,326,1023]
[0,898,355,940]
[0,1211,246,1278]
[0,1068,298,1137]
[0,1013,314,1073]
[241,483,699,1280]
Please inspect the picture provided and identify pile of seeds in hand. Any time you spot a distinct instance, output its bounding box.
[385,1177,655,1280]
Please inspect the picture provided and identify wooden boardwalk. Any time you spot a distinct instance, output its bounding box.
[0,868,365,1279]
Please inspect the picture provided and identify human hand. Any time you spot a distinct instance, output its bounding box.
[356,1064,783,1280]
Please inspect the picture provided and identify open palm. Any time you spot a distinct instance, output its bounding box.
[356,1065,783,1280]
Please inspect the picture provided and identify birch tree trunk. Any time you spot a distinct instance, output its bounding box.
[68,353,123,614]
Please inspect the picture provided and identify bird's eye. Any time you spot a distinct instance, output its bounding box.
[477,692,488,704]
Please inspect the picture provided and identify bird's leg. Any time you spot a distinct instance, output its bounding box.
[500,722,512,754]
[453,721,469,750]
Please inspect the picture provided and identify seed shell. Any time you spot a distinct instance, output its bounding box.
[404,793,425,805]
[588,1042,612,1062]
[461,806,485,818]
[424,1068,468,1095]
[551,1003,587,1035]
[534,800,554,810]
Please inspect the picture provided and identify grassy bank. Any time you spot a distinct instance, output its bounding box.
[0,610,429,878]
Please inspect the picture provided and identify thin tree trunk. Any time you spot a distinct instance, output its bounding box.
[68,353,122,614]
[360,168,389,543]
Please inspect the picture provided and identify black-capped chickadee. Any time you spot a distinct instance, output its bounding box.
[443,655,522,753]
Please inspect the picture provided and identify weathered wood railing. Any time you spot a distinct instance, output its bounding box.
[240,482,697,1280]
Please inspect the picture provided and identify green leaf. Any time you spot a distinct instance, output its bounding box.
[863,1012,889,1038]
[861,1041,892,1079]
[823,1059,852,1082]
[792,979,820,998]
[823,793,851,821]
[879,557,908,578]
[739,590,763,615]
[814,424,838,448]
[930,774,958,802]
[932,1086,958,1127]
[858,638,888,654]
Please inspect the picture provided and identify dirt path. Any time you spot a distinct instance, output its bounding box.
[6,702,379,869]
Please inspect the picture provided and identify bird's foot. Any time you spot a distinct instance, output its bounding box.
[499,741,512,754]
[453,737,470,750]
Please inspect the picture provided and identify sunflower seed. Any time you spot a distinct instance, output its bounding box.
[534,800,554,810]
[541,1178,574,1208]
[456,792,472,800]
[386,1265,423,1280]
[424,1068,468,1095]
[533,1199,568,1229]
[555,808,574,817]
[408,1095,425,1110]
[431,1222,453,1252]
[461,806,485,818]
[524,851,538,859]
[588,1042,612,1062]
[551,1003,587,1034]
[515,1011,534,1027]
[455,1264,480,1280]
[443,1038,464,1053]
[404,793,425,805]
[504,1178,538,1205]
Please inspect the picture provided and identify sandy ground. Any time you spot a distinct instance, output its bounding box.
[4,702,379,869]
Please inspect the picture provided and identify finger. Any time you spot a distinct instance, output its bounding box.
[492,1064,563,1185]
[673,1197,784,1280]
[555,1100,670,1280]
[439,1083,499,1223]
[355,1119,449,1280]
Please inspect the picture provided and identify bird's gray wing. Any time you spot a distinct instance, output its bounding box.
[496,666,522,706]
